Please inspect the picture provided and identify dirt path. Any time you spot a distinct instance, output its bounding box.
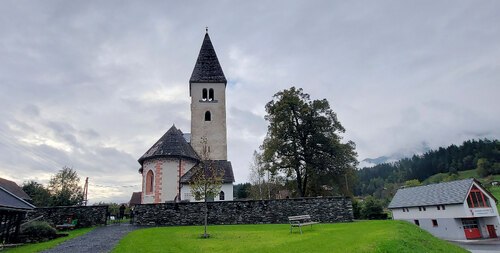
[42,224,139,253]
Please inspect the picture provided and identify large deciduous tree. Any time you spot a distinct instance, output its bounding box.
[262,87,357,197]
[48,166,84,206]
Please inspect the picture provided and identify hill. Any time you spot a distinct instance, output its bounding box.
[355,139,500,202]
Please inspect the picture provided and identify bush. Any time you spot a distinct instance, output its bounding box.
[22,221,57,241]
[361,196,386,220]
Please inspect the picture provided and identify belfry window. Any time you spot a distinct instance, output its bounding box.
[209,88,214,101]
[205,111,211,121]
[146,170,154,194]
[219,191,225,200]
[202,88,208,101]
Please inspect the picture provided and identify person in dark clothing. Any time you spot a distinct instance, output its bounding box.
[119,204,126,220]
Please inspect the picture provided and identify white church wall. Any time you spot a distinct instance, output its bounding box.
[180,183,233,202]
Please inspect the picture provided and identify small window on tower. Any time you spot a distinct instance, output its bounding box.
[205,111,211,121]
[202,88,208,101]
[209,88,214,101]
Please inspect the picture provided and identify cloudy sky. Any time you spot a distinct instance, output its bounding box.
[1,1,499,203]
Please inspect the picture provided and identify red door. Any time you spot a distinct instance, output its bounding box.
[464,227,481,239]
[462,218,481,239]
[487,225,498,238]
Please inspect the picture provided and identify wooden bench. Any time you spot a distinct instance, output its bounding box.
[56,219,78,230]
[288,215,319,234]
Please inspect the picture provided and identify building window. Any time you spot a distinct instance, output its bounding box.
[414,220,420,226]
[437,205,440,210]
[205,111,211,121]
[419,207,422,211]
[402,208,406,212]
[209,88,214,101]
[146,170,154,194]
[202,88,208,101]
[441,205,445,210]
[183,192,192,200]
[432,219,438,227]
[219,191,225,200]
[467,185,491,208]
[423,206,426,211]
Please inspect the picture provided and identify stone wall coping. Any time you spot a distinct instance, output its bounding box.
[134,196,351,206]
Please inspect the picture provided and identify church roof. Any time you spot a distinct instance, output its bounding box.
[189,32,227,84]
[180,160,235,184]
[138,125,200,165]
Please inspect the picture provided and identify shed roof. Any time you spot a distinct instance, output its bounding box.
[180,160,235,184]
[138,125,200,165]
[0,186,35,211]
[388,178,483,209]
[129,191,142,206]
[189,32,226,84]
[0,177,32,201]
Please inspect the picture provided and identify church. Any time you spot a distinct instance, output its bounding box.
[138,31,235,203]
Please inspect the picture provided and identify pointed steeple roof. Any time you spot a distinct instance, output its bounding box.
[190,32,227,84]
[138,125,200,165]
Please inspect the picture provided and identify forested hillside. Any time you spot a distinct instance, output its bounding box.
[355,139,500,200]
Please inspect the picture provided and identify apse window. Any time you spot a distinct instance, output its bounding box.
[205,111,211,121]
[219,191,225,200]
[146,170,154,194]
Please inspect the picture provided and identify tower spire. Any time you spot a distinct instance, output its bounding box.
[189,32,226,84]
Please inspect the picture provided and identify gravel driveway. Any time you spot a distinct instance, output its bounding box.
[42,224,139,253]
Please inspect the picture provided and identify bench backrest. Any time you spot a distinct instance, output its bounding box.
[288,215,311,221]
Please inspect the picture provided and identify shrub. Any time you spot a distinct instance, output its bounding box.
[361,196,386,220]
[22,221,57,241]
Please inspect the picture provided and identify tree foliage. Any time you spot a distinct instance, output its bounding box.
[262,87,357,197]
[22,180,52,207]
[189,137,224,238]
[48,166,83,206]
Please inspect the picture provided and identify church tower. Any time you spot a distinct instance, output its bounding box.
[189,31,227,160]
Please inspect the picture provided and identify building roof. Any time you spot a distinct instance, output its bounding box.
[0,185,35,211]
[388,178,484,209]
[189,32,227,84]
[180,160,235,184]
[129,191,142,206]
[0,177,32,201]
[138,125,200,165]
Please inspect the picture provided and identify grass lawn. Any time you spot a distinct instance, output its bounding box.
[112,221,467,253]
[4,227,95,253]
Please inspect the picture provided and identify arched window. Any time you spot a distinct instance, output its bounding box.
[146,170,154,194]
[202,88,207,101]
[219,191,225,200]
[205,111,211,121]
[209,88,214,101]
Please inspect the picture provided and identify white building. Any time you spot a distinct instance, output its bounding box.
[138,31,234,203]
[389,178,499,240]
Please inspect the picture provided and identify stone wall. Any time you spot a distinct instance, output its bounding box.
[26,205,108,227]
[133,197,352,226]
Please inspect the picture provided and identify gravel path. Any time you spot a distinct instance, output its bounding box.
[42,224,139,253]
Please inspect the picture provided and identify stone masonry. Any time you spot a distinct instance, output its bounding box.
[133,197,352,226]
[26,205,108,227]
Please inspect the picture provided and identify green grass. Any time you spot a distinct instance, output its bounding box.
[5,227,95,253]
[112,221,466,253]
